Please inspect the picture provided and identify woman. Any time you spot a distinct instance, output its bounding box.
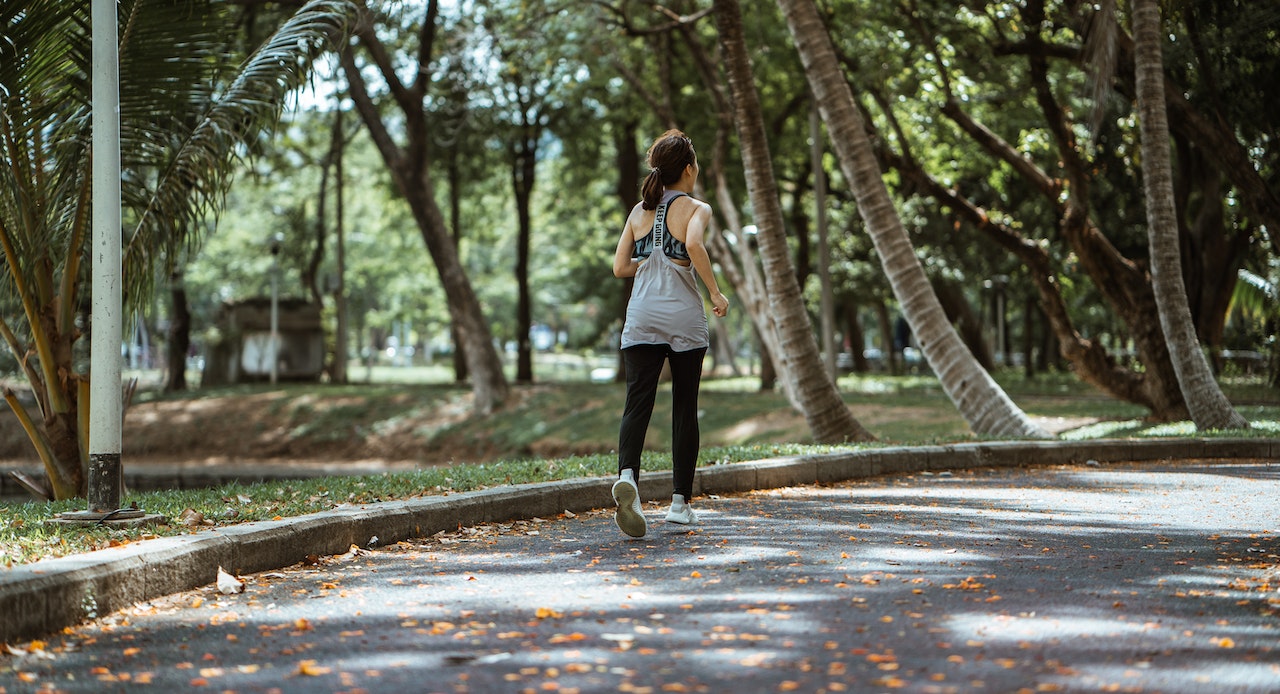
[610,130,730,538]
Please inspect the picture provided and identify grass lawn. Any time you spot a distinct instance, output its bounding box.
[1,367,1277,567]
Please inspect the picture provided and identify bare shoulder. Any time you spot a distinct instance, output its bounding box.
[672,194,710,211]
[625,202,651,238]
[670,195,711,223]
[625,201,647,224]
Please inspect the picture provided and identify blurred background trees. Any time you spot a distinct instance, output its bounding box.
[4,0,1277,496]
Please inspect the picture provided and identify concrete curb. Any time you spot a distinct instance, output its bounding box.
[2,437,1276,644]
[0,462,415,499]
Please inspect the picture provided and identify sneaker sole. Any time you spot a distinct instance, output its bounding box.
[665,511,696,525]
[612,480,647,538]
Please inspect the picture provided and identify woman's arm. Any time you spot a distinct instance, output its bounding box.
[683,202,729,317]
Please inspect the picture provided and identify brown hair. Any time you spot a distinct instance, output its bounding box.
[640,129,696,210]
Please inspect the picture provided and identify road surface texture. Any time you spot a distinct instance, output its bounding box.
[3,460,1278,693]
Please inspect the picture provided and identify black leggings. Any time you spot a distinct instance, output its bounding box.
[618,344,707,500]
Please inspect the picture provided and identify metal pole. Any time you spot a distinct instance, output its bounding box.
[88,0,124,513]
[995,274,1009,367]
[270,240,280,385]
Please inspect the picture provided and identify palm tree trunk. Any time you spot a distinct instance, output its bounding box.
[331,102,350,385]
[1133,0,1247,430]
[166,272,190,392]
[632,13,802,405]
[776,0,1050,439]
[713,0,873,443]
[512,130,536,384]
[613,121,640,384]
[446,153,469,385]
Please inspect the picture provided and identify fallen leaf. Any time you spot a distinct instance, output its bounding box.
[216,567,245,595]
[297,660,332,676]
[179,508,206,528]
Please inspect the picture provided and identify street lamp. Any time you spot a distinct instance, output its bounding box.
[56,0,149,525]
[984,274,1010,366]
[269,233,283,385]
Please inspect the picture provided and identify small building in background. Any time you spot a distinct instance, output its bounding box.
[202,298,324,385]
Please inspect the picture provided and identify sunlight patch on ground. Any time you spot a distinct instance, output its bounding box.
[718,416,802,443]
[1067,659,1280,692]
[947,612,1154,642]
[1056,418,1275,439]
[1141,421,1199,436]
[1059,420,1148,439]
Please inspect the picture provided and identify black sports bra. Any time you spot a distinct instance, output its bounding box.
[633,193,690,262]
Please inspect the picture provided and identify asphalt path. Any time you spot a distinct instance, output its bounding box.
[3,461,1279,693]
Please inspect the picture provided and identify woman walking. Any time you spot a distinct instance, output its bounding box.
[610,130,730,538]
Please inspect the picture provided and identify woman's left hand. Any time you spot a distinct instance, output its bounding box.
[710,292,729,318]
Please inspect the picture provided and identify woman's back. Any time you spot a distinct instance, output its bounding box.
[631,190,694,264]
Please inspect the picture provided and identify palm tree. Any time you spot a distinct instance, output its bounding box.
[0,0,355,499]
[775,0,1049,439]
[1132,0,1248,430]
[712,0,873,443]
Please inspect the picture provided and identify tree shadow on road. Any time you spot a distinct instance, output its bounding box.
[8,462,1278,693]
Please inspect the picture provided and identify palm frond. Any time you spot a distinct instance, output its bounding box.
[1231,268,1277,321]
[1,2,90,289]
[123,0,357,307]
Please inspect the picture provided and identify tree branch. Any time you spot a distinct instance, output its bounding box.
[339,44,405,175]
[351,11,420,119]
[412,0,438,98]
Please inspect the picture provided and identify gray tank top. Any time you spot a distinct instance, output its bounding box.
[620,190,709,351]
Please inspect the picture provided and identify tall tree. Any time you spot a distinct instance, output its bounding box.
[775,0,1050,438]
[339,0,509,413]
[478,0,581,384]
[329,100,352,385]
[0,0,355,499]
[712,0,873,443]
[1132,0,1248,429]
[165,272,191,392]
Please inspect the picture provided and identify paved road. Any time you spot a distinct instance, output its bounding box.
[3,461,1279,693]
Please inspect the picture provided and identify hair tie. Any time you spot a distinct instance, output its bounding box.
[650,167,661,176]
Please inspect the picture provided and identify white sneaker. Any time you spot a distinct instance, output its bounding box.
[612,472,646,538]
[665,494,697,525]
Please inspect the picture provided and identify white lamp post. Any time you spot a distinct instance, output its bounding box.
[269,234,283,385]
[87,0,125,515]
[59,0,144,523]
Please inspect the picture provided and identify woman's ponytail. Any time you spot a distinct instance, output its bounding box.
[641,168,664,210]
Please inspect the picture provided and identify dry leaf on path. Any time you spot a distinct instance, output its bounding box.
[216,567,245,595]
